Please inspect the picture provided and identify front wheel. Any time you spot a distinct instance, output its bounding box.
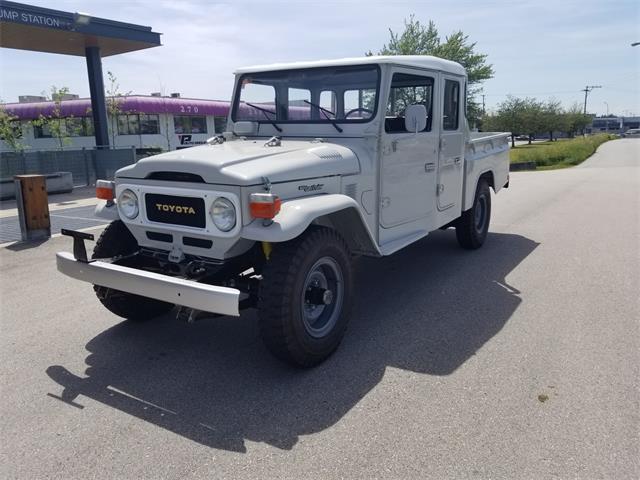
[258,228,354,367]
[455,179,491,249]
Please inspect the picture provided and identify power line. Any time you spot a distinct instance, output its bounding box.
[483,90,584,97]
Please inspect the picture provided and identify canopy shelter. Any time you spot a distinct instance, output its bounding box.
[0,0,162,148]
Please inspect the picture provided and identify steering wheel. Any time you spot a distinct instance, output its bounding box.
[344,107,374,119]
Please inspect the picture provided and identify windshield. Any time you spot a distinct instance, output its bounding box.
[232,65,380,125]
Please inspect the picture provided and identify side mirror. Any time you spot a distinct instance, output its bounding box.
[233,121,258,136]
[404,104,427,133]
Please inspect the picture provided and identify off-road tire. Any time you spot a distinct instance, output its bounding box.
[258,227,354,368]
[455,179,491,249]
[92,220,173,320]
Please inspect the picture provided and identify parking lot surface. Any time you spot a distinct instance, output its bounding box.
[0,205,108,244]
[0,140,638,479]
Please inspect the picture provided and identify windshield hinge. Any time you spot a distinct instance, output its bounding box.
[264,136,282,147]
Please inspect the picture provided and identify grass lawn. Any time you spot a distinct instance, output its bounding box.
[509,134,615,169]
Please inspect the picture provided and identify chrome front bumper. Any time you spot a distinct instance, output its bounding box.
[56,251,240,316]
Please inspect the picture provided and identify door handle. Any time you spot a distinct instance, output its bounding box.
[454,156,461,165]
[425,162,436,172]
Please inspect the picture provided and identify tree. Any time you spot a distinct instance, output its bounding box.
[106,71,132,148]
[541,100,567,142]
[31,86,80,151]
[368,15,494,126]
[0,103,26,152]
[488,96,527,147]
[521,98,544,144]
[564,103,592,137]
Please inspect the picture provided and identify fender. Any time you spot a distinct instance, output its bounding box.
[242,194,381,255]
[94,201,120,221]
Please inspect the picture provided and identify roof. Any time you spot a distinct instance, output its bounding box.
[234,55,467,76]
[0,1,161,56]
[2,96,230,119]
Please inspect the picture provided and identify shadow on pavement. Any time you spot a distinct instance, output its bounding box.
[4,238,50,251]
[46,230,538,453]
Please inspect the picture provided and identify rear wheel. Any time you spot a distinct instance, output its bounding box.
[455,179,491,249]
[92,220,174,320]
[258,228,353,367]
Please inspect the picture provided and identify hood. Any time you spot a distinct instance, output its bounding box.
[116,139,360,186]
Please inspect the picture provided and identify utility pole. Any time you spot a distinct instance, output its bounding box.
[481,94,486,115]
[582,85,601,115]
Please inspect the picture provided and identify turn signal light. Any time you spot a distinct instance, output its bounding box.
[250,192,281,219]
[96,180,115,200]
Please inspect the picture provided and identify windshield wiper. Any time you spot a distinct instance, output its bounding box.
[303,100,343,133]
[244,102,282,132]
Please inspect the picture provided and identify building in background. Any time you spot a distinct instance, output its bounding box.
[587,116,640,135]
[1,95,230,152]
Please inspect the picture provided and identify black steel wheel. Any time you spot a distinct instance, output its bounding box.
[455,179,492,249]
[258,227,353,367]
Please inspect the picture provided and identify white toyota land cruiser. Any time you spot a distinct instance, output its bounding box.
[58,55,511,367]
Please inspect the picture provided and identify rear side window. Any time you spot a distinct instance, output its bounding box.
[443,79,460,131]
[385,73,434,133]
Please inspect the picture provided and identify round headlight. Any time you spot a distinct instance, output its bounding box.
[118,189,139,219]
[210,197,236,232]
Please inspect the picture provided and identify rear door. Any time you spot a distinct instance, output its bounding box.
[437,75,465,211]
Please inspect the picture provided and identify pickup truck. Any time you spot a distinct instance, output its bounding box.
[57,55,510,367]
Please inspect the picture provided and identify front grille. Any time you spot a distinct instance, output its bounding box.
[145,193,206,228]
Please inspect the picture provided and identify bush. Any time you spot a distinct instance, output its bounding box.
[510,134,615,169]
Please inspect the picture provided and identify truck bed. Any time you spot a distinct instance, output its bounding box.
[462,131,511,210]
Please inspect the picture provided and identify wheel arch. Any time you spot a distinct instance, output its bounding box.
[241,194,381,256]
[463,169,496,211]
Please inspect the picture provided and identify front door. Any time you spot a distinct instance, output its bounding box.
[437,76,465,211]
[380,70,439,228]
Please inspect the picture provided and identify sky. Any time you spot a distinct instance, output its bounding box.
[1,0,639,116]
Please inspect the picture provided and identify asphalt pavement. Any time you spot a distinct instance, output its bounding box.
[0,139,638,479]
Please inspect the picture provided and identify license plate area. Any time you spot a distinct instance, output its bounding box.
[145,193,206,228]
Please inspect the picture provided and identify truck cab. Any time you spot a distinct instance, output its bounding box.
[57,56,510,367]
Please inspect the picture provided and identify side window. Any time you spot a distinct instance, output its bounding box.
[128,115,140,135]
[174,115,207,134]
[65,117,84,137]
[213,116,227,133]
[443,79,460,131]
[117,114,129,135]
[139,114,160,134]
[385,73,434,133]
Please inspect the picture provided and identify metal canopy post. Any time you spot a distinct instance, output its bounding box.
[85,46,110,149]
